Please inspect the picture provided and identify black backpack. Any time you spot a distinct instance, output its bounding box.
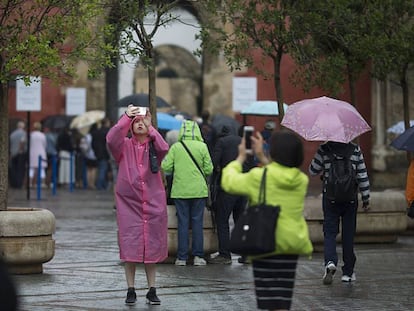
[324,144,357,203]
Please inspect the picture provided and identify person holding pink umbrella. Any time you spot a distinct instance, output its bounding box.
[106,105,169,305]
[282,96,372,284]
[309,141,370,285]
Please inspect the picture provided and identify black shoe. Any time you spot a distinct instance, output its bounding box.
[238,256,248,264]
[125,287,137,305]
[146,287,161,305]
[207,255,232,264]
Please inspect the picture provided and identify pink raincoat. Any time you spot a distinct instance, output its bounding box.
[106,114,169,263]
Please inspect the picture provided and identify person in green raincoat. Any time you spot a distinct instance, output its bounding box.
[221,128,313,311]
[161,120,213,266]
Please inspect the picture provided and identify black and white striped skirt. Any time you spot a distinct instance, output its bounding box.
[252,254,299,310]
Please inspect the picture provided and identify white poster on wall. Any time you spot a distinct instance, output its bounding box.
[232,77,257,112]
[66,88,86,116]
[16,76,42,111]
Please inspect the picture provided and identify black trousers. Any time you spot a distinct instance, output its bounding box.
[9,153,26,188]
[215,191,247,258]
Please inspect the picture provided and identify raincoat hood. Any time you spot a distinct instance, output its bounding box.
[178,120,204,142]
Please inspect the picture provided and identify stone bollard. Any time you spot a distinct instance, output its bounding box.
[304,190,407,251]
[0,208,56,274]
[165,205,218,263]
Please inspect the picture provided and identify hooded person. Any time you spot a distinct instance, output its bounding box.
[161,120,213,266]
[207,125,253,265]
[221,128,313,310]
[106,104,169,306]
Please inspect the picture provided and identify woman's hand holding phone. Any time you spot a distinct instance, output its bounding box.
[244,126,254,154]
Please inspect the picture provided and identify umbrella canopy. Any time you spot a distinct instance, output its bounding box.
[41,115,74,131]
[281,96,371,143]
[390,125,414,152]
[70,110,105,135]
[118,93,171,109]
[211,114,241,135]
[241,100,288,116]
[387,120,414,134]
[156,112,183,130]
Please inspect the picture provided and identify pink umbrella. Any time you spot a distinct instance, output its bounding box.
[281,96,371,143]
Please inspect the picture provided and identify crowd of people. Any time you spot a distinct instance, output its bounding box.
[8,118,114,190]
[7,107,372,311]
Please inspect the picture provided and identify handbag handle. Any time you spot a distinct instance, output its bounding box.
[258,168,267,204]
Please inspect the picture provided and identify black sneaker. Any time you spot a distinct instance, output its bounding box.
[238,256,249,264]
[146,287,161,305]
[207,255,232,264]
[125,287,137,305]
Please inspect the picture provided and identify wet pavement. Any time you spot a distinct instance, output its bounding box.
[6,187,414,311]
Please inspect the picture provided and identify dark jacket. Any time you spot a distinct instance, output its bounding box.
[212,126,254,192]
[91,125,110,161]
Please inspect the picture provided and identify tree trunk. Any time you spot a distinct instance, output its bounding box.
[273,52,284,121]
[105,5,121,123]
[401,66,410,131]
[0,81,9,210]
[147,46,158,129]
[347,64,357,107]
[105,56,119,122]
[400,66,411,162]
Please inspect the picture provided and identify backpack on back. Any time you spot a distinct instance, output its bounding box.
[324,145,357,203]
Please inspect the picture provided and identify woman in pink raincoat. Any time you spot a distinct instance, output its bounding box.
[106,105,169,306]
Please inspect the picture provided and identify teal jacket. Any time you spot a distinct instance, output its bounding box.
[161,120,213,199]
[222,160,313,256]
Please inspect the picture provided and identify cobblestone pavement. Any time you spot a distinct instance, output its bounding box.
[6,188,414,311]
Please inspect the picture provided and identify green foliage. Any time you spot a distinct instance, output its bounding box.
[115,0,180,69]
[367,0,414,83]
[0,0,115,84]
[198,0,303,118]
[290,0,374,98]
[198,0,298,74]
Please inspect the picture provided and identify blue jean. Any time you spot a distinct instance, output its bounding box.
[95,159,108,190]
[215,191,247,258]
[174,198,206,260]
[322,195,357,276]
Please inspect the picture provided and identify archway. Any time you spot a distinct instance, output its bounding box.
[133,44,202,117]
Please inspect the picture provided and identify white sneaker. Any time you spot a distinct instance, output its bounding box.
[341,273,356,282]
[175,259,187,266]
[322,261,336,285]
[193,256,206,266]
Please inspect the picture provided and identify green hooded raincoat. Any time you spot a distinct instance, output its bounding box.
[161,120,213,199]
[222,161,313,256]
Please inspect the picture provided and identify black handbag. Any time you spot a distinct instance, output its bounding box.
[229,168,280,256]
[149,140,159,173]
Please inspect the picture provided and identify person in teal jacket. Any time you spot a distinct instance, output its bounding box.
[161,120,213,266]
[221,128,313,311]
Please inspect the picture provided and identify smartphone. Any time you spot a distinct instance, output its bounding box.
[136,106,147,116]
[244,126,254,154]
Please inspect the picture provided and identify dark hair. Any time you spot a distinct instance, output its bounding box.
[201,110,210,121]
[269,129,303,168]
